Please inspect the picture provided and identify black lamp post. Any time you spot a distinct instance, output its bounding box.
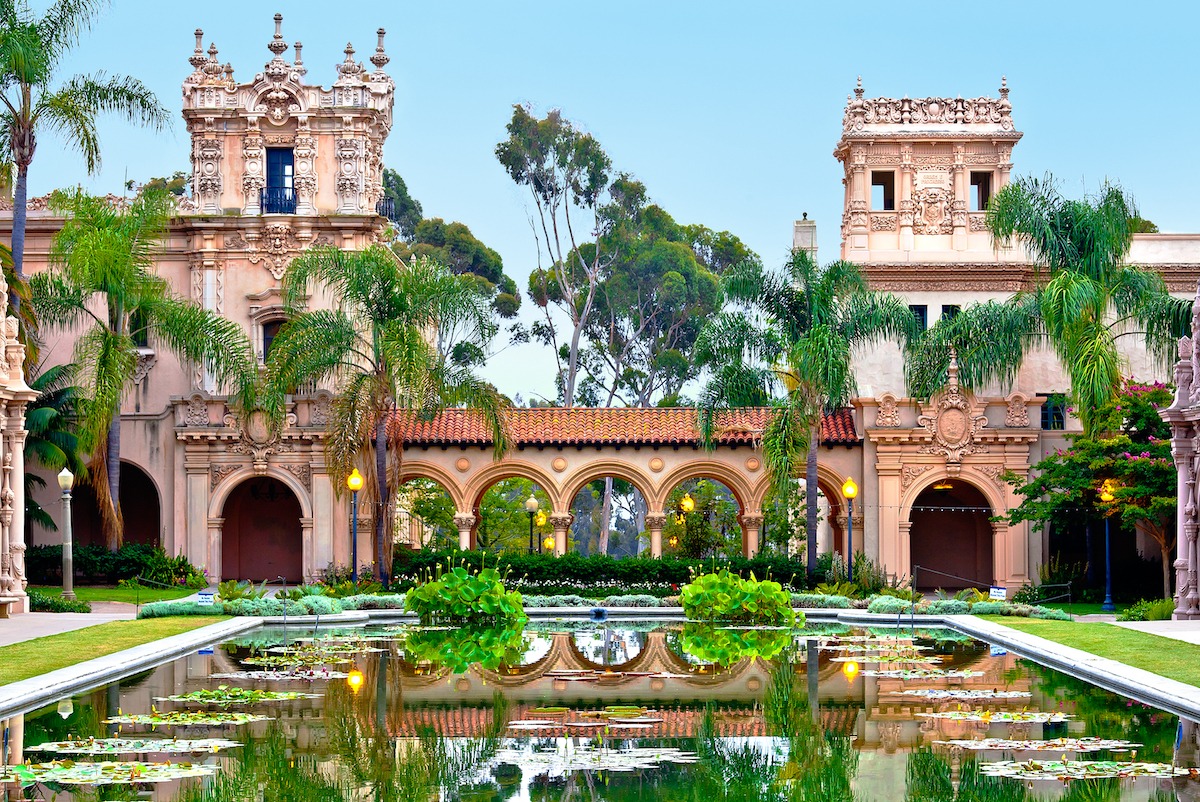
[347,469,364,583]
[525,494,539,555]
[842,478,858,582]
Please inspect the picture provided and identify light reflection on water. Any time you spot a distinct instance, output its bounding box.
[5,623,1195,801]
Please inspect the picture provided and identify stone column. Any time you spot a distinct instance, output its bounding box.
[550,513,573,557]
[186,466,211,580]
[453,513,476,551]
[206,517,224,584]
[740,513,763,558]
[952,145,968,250]
[645,513,666,558]
[877,462,904,575]
[899,145,914,251]
[300,517,314,583]
[897,520,913,583]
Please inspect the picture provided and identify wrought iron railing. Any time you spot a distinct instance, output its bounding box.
[376,196,396,221]
[260,187,296,214]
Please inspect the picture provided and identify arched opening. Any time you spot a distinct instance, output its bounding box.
[474,478,553,554]
[760,480,841,561]
[395,478,457,550]
[910,480,994,591]
[221,476,303,582]
[662,477,742,559]
[567,477,648,558]
[70,461,162,549]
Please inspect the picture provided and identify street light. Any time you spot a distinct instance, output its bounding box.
[535,510,548,553]
[1099,480,1117,613]
[347,469,364,583]
[525,494,539,555]
[347,668,365,695]
[57,468,75,601]
[842,477,858,583]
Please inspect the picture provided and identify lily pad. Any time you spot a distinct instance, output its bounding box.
[934,737,1141,753]
[896,689,1032,700]
[0,759,219,786]
[104,710,271,727]
[27,737,241,755]
[916,710,1070,724]
[979,759,1194,781]
[155,686,319,706]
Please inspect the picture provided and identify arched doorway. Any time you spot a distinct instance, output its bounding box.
[221,476,303,582]
[69,461,162,549]
[909,480,993,590]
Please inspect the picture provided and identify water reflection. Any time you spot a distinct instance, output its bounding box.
[5,624,1195,801]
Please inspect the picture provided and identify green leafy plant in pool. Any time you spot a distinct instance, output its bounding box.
[402,623,528,673]
[679,623,795,665]
[404,560,526,625]
[681,569,796,625]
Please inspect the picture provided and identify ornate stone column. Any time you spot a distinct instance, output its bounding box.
[645,513,666,558]
[241,128,264,215]
[300,516,314,582]
[550,513,573,557]
[740,513,763,558]
[453,512,476,551]
[207,517,224,584]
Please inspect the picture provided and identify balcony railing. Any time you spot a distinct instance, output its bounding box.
[261,187,296,214]
[376,196,396,222]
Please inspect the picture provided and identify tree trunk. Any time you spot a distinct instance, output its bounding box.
[597,476,614,556]
[375,416,390,589]
[105,417,122,551]
[1163,542,1173,600]
[805,426,819,582]
[11,163,27,288]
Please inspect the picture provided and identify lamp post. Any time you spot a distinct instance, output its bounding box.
[347,469,364,583]
[1099,480,1117,613]
[57,468,75,601]
[842,477,858,583]
[525,494,539,555]
[535,510,548,553]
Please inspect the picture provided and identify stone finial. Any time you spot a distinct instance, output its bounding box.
[293,41,305,74]
[189,28,206,70]
[947,348,960,390]
[223,63,234,84]
[337,42,365,80]
[268,12,288,58]
[370,27,389,72]
[1000,75,1009,99]
[202,43,224,80]
[854,75,864,99]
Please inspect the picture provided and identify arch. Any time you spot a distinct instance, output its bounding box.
[748,461,848,515]
[220,475,304,582]
[907,477,995,590]
[462,460,562,512]
[901,467,1007,520]
[69,460,162,549]
[559,460,655,518]
[398,460,468,511]
[208,466,314,520]
[560,461,654,558]
[654,460,756,513]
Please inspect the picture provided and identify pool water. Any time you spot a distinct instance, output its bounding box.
[5,622,1196,801]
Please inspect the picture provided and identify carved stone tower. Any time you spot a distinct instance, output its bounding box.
[835,77,1021,261]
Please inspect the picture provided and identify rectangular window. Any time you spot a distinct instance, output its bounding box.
[261,320,284,363]
[871,171,895,211]
[940,304,960,321]
[1039,393,1066,430]
[909,304,928,331]
[970,171,993,212]
[263,148,296,213]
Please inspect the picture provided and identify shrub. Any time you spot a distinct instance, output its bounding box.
[1030,605,1072,621]
[339,594,406,610]
[601,594,661,608]
[920,599,970,616]
[792,593,851,609]
[324,579,384,598]
[878,586,922,602]
[223,598,302,616]
[137,600,221,618]
[867,595,913,615]
[1011,583,1043,605]
[681,569,795,625]
[217,580,269,601]
[27,543,206,587]
[967,601,1006,615]
[279,584,332,601]
[814,581,862,599]
[27,589,91,613]
[404,561,525,625]
[1119,598,1176,622]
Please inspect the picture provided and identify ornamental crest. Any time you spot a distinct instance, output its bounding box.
[913,187,953,235]
[243,223,299,280]
[917,351,988,462]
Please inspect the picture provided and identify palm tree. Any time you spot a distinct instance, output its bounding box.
[907,175,1188,437]
[30,188,256,549]
[697,250,918,580]
[0,0,170,285]
[267,246,508,588]
[23,361,85,532]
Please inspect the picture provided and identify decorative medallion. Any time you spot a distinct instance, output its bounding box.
[1004,393,1030,428]
[744,457,760,472]
[648,457,664,473]
[876,393,902,428]
[552,457,567,473]
[183,394,210,427]
[455,458,470,473]
[917,351,988,463]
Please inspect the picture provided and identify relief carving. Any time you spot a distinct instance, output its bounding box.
[901,465,932,489]
[876,393,902,428]
[210,462,240,490]
[870,214,897,232]
[183,394,210,427]
[912,187,954,235]
[1004,393,1030,428]
[917,351,989,462]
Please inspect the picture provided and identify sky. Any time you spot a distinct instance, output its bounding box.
[35,0,1200,402]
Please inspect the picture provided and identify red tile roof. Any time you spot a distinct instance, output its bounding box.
[389,407,859,448]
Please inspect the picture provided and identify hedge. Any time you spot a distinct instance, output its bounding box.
[393,550,809,591]
[28,543,206,587]
[27,589,91,613]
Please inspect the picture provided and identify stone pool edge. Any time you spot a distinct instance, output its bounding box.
[0,617,261,720]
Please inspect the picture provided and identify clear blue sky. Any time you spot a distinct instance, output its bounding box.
[37,0,1200,402]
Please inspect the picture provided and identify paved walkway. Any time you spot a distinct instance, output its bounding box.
[0,603,136,648]
[1114,617,1200,645]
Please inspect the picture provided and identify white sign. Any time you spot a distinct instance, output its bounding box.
[197,591,215,607]
[989,645,1008,657]
[989,586,1007,601]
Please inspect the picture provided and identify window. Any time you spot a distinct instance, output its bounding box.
[129,308,149,348]
[909,304,928,331]
[1039,393,1066,431]
[261,319,284,362]
[263,148,295,213]
[970,172,993,212]
[871,171,895,211]
[940,304,960,321]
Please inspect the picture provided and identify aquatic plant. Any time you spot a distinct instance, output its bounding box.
[404,561,526,625]
[980,759,1195,781]
[681,569,797,624]
[679,623,794,665]
[28,737,241,754]
[155,686,319,705]
[103,710,271,727]
[402,622,528,673]
[932,737,1140,753]
[0,760,219,786]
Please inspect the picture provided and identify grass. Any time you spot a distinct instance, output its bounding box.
[29,584,196,605]
[1039,601,1130,617]
[0,616,229,686]
[979,615,1200,688]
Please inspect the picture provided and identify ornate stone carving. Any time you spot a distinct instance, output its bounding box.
[842,77,1016,133]
[976,464,1007,489]
[224,231,249,250]
[310,393,332,426]
[876,393,902,428]
[912,187,954,235]
[870,214,897,231]
[282,462,312,491]
[243,223,300,280]
[969,214,989,232]
[1004,393,1030,428]
[210,462,240,490]
[453,513,476,531]
[192,137,223,213]
[184,394,210,427]
[917,351,988,462]
[901,465,932,489]
[644,513,667,530]
[132,350,156,384]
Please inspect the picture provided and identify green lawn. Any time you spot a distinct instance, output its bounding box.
[29,584,196,605]
[1039,601,1130,617]
[979,615,1200,688]
[0,616,230,686]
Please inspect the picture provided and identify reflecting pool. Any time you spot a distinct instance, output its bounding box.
[4,621,1197,800]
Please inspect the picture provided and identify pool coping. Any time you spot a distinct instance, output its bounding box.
[4,607,1200,723]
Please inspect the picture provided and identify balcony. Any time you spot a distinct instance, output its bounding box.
[376,196,396,222]
[260,187,296,214]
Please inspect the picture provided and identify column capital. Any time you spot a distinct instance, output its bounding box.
[549,512,573,530]
[644,513,667,530]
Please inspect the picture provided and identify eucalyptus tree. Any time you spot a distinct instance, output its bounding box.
[267,246,507,587]
[906,175,1188,437]
[31,189,256,549]
[697,251,918,579]
[0,0,169,285]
